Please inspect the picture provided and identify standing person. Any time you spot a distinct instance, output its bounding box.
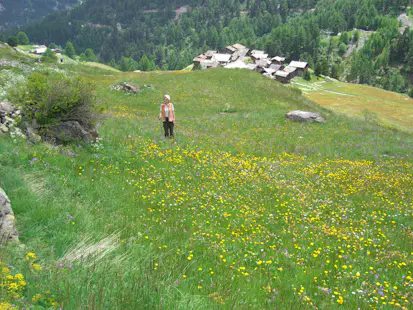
[158,94,175,138]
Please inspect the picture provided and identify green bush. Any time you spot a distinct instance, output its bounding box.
[11,73,96,128]
[303,70,311,81]
[7,36,18,47]
[64,41,76,59]
[16,31,29,45]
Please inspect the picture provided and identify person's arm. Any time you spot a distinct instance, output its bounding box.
[158,105,162,120]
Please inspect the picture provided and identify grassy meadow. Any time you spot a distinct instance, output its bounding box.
[0,55,413,309]
[292,77,413,134]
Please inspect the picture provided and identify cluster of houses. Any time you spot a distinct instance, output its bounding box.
[30,45,62,55]
[193,43,309,83]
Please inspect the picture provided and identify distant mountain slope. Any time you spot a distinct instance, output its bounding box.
[0,0,79,30]
[2,0,412,97]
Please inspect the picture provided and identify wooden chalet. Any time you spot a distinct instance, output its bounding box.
[288,61,309,76]
[193,54,208,69]
[271,56,286,65]
[275,70,292,83]
[224,59,249,69]
[251,52,269,61]
[205,50,218,59]
[283,66,298,78]
[232,43,246,50]
[223,45,237,54]
[269,64,283,71]
[212,53,232,65]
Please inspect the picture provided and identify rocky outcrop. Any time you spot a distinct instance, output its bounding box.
[0,101,15,114]
[1,101,99,145]
[110,82,141,94]
[0,101,27,140]
[286,110,326,123]
[50,121,98,143]
[0,188,19,244]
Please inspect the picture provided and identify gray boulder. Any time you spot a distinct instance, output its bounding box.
[0,188,19,244]
[27,127,42,144]
[286,110,326,123]
[0,102,15,114]
[51,121,97,143]
[0,123,8,133]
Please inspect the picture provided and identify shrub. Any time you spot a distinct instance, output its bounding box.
[303,70,311,81]
[409,88,413,98]
[353,31,360,43]
[16,32,29,45]
[79,53,88,62]
[64,41,76,59]
[7,36,18,47]
[85,48,98,62]
[338,43,347,56]
[11,73,96,128]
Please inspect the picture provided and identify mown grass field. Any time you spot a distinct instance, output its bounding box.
[0,53,412,309]
[292,77,413,134]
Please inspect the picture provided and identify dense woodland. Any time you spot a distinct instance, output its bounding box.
[0,0,79,30]
[2,0,413,94]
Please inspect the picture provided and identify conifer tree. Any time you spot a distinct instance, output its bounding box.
[17,32,29,45]
[64,41,76,59]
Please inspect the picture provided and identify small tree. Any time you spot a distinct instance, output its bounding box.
[85,48,98,62]
[353,31,360,44]
[119,56,138,71]
[331,63,341,79]
[7,36,18,47]
[64,41,76,59]
[108,58,117,69]
[316,57,330,76]
[303,70,311,81]
[17,32,29,45]
[79,53,88,62]
[138,55,151,71]
[338,43,347,56]
[340,32,349,45]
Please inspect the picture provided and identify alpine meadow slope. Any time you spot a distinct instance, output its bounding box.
[0,50,412,309]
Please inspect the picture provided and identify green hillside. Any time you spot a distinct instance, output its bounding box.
[0,54,412,309]
[292,77,413,134]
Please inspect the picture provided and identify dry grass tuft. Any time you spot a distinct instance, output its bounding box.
[61,232,122,265]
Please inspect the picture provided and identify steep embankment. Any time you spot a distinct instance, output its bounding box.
[0,55,412,309]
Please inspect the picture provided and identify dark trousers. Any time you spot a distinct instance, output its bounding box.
[163,117,174,137]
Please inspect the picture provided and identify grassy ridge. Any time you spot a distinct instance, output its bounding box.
[0,66,412,309]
